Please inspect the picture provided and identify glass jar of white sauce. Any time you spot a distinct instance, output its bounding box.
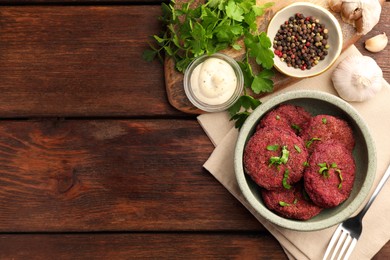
[184,53,244,112]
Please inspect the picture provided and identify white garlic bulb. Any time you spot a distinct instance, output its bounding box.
[331,0,382,35]
[332,55,383,102]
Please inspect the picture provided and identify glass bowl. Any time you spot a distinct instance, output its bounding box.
[183,53,244,112]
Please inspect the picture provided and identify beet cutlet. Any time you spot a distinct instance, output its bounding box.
[244,127,308,190]
[300,115,355,152]
[256,104,311,134]
[304,140,356,208]
[261,182,323,220]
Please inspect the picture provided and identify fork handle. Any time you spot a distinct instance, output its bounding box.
[357,163,390,221]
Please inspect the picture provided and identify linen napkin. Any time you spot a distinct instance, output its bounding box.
[198,45,390,260]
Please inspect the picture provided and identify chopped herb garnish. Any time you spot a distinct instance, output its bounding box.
[280,146,289,164]
[269,156,281,166]
[294,145,301,153]
[293,198,298,204]
[291,124,301,133]
[266,144,279,151]
[317,162,343,188]
[279,201,290,207]
[306,137,321,148]
[322,118,327,124]
[336,169,343,189]
[318,162,330,178]
[303,161,310,167]
[268,146,289,167]
[282,169,291,189]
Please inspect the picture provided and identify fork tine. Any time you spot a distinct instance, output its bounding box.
[336,235,352,260]
[343,238,357,260]
[330,229,348,260]
[323,225,343,260]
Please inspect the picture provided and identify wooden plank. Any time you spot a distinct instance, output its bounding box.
[0,6,183,117]
[0,233,387,259]
[164,0,389,114]
[0,233,286,259]
[0,119,262,232]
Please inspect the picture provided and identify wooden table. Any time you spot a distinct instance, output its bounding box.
[0,0,388,258]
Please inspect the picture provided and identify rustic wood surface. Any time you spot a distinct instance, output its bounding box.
[0,0,389,259]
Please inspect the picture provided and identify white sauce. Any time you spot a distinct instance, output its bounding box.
[190,57,237,105]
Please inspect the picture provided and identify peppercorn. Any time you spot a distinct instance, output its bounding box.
[273,13,330,70]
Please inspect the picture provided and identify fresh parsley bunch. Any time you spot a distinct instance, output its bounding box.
[144,0,275,129]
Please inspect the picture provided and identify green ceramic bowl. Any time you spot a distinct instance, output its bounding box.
[234,90,376,231]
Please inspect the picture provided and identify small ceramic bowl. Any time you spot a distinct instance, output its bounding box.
[267,2,343,78]
[234,90,376,231]
[183,53,244,112]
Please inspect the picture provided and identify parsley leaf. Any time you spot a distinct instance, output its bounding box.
[282,169,291,189]
[226,0,245,22]
[251,69,274,94]
[279,201,290,207]
[142,49,157,62]
[291,124,301,133]
[317,162,343,189]
[266,145,279,151]
[269,146,289,167]
[318,162,330,178]
[306,137,321,148]
[245,32,274,69]
[228,95,261,129]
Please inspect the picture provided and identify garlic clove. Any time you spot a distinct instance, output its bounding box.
[332,55,383,102]
[365,33,388,52]
[328,0,343,12]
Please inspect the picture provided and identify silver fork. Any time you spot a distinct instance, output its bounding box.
[323,163,390,260]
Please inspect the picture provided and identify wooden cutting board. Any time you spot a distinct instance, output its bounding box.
[163,0,379,114]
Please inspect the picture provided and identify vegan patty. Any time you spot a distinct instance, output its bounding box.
[244,127,308,190]
[304,140,356,208]
[261,182,323,220]
[257,104,311,134]
[300,114,355,152]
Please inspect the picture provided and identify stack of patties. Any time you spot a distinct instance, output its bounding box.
[243,104,356,220]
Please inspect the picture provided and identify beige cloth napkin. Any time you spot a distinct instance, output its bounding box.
[198,45,390,260]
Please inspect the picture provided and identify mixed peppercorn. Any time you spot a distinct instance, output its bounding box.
[273,13,330,70]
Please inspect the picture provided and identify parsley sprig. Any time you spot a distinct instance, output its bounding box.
[144,0,275,129]
[268,145,289,167]
[318,162,343,189]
